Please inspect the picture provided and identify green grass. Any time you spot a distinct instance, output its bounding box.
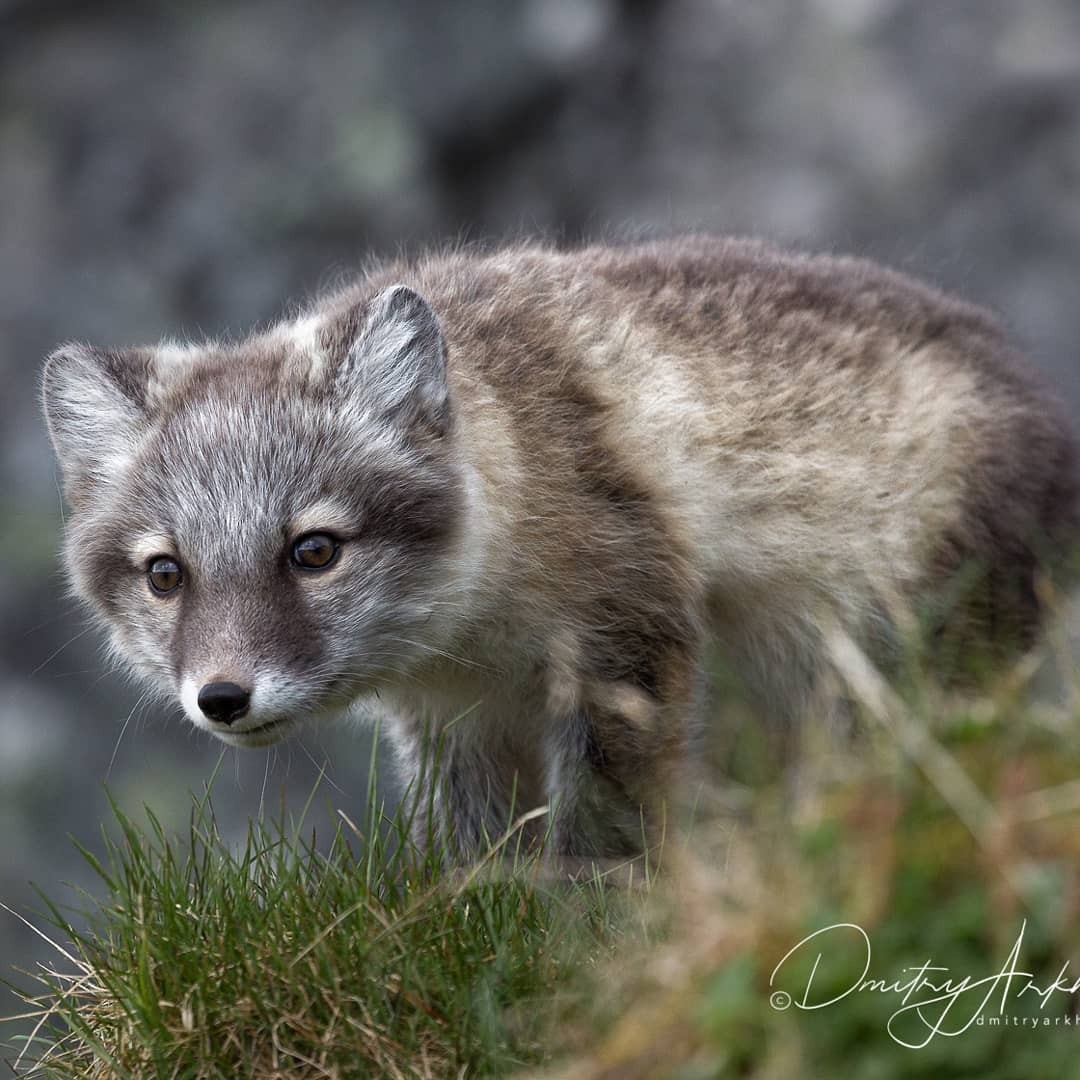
[5,625,1080,1078]
[0,762,636,1078]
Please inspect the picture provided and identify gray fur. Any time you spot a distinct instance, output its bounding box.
[338,284,451,436]
[41,238,1079,859]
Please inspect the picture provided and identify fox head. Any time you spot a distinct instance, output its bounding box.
[42,285,480,747]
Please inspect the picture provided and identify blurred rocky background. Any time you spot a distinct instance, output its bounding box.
[1,0,1079,1048]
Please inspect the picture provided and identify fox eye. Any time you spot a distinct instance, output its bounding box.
[147,556,183,595]
[291,532,339,570]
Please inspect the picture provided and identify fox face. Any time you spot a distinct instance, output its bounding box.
[43,286,472,748]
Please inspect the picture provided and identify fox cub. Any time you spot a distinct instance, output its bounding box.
[43,237,1077,857]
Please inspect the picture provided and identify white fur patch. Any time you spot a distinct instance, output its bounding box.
[147,340,207,407]
[130,533,177,564]
[290,499,359,538]
[179,675,204,730]
[278,314,328,382]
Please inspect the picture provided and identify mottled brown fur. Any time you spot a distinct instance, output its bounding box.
[43,236,1078,858]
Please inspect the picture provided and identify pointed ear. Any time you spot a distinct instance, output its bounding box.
[41,344,152,506]
[337,285,450,436]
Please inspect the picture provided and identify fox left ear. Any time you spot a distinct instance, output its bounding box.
[41,344,152,507]
[337,285,450,436]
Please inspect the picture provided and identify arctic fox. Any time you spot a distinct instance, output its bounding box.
[43,237,1078,856]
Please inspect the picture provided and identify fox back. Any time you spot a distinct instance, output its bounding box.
[42,237,1079,856]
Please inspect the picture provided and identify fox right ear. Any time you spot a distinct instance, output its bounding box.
[337,285,450,437]
[42,344,152,507]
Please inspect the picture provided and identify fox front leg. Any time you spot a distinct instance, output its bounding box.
[400,723,529,861]
[544,683,695,860]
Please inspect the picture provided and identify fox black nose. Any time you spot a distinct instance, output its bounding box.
[197,681,251,725]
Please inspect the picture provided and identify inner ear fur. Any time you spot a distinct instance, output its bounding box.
[41,343,152,506]
[337,284,451,437]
